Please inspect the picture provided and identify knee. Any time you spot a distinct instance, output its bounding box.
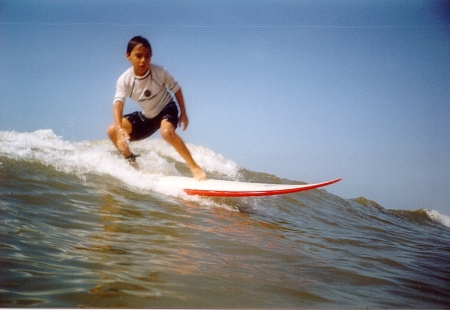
[107,124,115,139]
[160,127,175,142]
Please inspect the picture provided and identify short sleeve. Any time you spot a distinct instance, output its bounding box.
[153,65,180,94]
[113,70,131,104]
[165,70,180,93]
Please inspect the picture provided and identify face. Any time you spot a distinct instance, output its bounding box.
[126,44,151,76]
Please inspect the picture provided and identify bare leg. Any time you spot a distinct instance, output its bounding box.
[106,118,133,158]
[160,119,206,180]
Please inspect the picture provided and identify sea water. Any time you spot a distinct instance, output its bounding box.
[1,129,449,308]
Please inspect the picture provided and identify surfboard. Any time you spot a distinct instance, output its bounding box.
[156,176,341,197]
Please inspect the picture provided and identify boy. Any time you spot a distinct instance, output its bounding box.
[107,36,206,180]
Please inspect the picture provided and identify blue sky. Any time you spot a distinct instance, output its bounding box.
[1,0,450,214]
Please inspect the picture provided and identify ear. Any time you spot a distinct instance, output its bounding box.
[125,52,131,60]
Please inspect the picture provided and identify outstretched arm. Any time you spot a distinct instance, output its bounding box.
[175,89,189,131]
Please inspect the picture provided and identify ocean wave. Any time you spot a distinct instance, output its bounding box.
[352,196,450,228]
[0,129,241,197]
[2,129,450,308]
[424,209,450,228]
[1,129,449,228]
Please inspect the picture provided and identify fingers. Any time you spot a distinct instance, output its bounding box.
[181,120,188,131]
[179,115,189,131]
[117,138,129,153]
[116,127,131,152]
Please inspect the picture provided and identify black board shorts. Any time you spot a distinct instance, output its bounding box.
[124,102,179,142]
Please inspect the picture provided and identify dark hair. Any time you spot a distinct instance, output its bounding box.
[127,36,152,55]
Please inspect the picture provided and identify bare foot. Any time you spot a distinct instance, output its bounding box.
[191,167,207,180]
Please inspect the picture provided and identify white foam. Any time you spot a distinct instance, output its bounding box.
[0,129,242,198]
[425,209,450,228]
[133,139,241,179]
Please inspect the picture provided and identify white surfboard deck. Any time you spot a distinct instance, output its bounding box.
[156,176,341,197]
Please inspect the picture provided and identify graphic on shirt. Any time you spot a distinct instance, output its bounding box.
[114,64,180,118]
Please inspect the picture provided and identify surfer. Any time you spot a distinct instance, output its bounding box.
[107,36,207,180]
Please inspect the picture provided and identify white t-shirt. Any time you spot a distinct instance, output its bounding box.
[114,64,180,118]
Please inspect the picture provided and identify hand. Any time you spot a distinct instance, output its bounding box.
[179,113,189,131]
[117,127,130,152]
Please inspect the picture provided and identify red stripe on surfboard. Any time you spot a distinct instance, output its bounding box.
[183,178,342,197]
